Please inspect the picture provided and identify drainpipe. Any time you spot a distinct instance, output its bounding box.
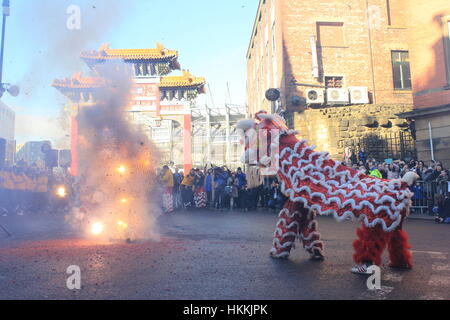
[365,0,377,104]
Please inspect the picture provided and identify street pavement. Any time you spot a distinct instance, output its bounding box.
[0,208,449,300]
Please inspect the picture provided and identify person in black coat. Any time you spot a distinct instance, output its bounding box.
[436,192,450,223]
[267,181,285,210]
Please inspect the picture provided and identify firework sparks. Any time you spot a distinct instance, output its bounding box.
[117,220,128,229]
[117,165,127,174]
[91,222,105,235]
[64,63,161,242]
[56,186,67,198]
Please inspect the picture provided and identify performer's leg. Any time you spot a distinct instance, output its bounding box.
[387,222,413,269]
[172,188,178,210]
[181,187,186,208]
[270,201,299,259]
[352,224,387,271]
[166,189,174,213]
[162,190,168,213]
[299,209,324,260]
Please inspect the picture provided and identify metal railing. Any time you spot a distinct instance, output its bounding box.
[340,130,416,163]
[410,180,449,215]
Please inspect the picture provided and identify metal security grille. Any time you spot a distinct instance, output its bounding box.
[410,180,450,215]
[340,130,416,162]
[325,76,343,88]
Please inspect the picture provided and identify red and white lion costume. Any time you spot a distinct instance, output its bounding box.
[237,111,419,273]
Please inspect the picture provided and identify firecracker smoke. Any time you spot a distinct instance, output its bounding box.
[65,62,161,241]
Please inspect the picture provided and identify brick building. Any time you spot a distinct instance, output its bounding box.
[398,0,450,166]
[246,0,418,160]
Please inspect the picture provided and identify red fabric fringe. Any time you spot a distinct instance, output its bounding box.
[388,229,413,269]
[353,224,387,265]
[352,223,413,268]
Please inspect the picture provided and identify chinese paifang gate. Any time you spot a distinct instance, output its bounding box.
[237,111,419,274]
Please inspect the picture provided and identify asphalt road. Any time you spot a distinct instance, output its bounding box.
[1,209,449,300]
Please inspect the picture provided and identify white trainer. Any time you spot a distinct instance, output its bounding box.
[351,263,373,274]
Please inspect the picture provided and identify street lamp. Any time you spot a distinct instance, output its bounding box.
[0,0,9,85]
[0,0,19,98]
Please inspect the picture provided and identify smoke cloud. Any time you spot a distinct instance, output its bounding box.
[11,0,131,147]
[66,61,162,241]
[18,0,130,96]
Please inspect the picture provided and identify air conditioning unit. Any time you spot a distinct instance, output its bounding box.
[349,86,369,104]
[326,88,349,105]
[306,88,325,104]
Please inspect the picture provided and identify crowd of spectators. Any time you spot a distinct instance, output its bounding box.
[347,158,449,185]
[0,161,72,216]
[157,165,286,213]
[343,151,450,223]
[156,153,450,223]
[4,154,448,224]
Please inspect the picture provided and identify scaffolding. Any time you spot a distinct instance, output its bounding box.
[190,103,248,169]
[128,102,248,169]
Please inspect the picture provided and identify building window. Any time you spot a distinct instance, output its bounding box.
[391,51,412,90]
[261,58,265,95]
[317,22,345,47]
[325,76,343,88]
[265,23,269,45]
[270,0,275,26]
[272,23,278,87]
[272,22,276,53]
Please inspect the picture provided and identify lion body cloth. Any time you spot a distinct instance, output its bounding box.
[237,111,419,273]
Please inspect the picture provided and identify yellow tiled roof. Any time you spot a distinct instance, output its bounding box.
[81,43,178,61]
[52,72,105,89]
[53,70,206,91]
[160,70,205,88]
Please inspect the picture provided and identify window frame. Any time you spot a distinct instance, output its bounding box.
[391,50,412,91]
